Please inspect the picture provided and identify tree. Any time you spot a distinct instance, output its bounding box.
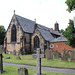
[65,0,75,12]
[60,29,64,35]
[63,19,75,48]
[0,26,6,45]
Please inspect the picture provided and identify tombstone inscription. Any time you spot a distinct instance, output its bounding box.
[0,45,3,73]
[32,48,46,75]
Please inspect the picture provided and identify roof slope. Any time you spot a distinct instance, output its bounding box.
[51,36,68,42]
[51,30,62,36]
[15,14,35,33]
[37,28,54,42]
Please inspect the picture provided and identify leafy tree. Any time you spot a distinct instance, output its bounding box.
[60,29,64,35]
[0,26,6,45]
[63,19,75,48]
[65,0,75,12]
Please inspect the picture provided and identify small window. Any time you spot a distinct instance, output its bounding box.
[50,44,54,48]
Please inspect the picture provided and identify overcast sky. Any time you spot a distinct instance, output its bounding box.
[0,0,74,30]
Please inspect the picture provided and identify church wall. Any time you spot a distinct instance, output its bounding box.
[31,29,45,53]
[24,33,31,54]
[49,42,74,53]
[4,15,23,53]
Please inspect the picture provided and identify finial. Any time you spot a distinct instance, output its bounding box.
[14,10,15,14]
[34,18,36,23]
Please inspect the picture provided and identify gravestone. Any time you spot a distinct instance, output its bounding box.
[0,45,3,73]
[16,50,21,60]
[18,68,28,75]
[71,49,75,62]
[32,48,46,75]
[13,50,16,55]
[61,49,68,61]
[54,50,59,59]
[45,49,53,60]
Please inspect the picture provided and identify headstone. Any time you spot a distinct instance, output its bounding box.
[54,50,59,59]
[32,48,46,75]
[45,49,53,60]
[71,49,75,62]
[0,45,3,73]
[61,49,68,61]
[5,56,10,59]
[18,68,28,75]
[13,50,16,55]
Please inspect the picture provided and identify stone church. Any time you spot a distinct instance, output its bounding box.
[4,12,61,54]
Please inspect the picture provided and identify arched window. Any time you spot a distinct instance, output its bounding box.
[34,36,40,48]
[11,25,17,42]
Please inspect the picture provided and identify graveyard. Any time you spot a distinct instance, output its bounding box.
[0,0,75,74]
[0,45,75,75]
[3,54,75,68]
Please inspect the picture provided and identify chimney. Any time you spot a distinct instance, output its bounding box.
[74,17,75,28]
[50,28,53,32]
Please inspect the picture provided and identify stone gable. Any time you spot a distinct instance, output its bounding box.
[4,15,23,53]
[31,29,45,53]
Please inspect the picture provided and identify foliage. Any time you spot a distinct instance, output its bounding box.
[65,0,75,12]
[60,29,64,35]
[0,26,6,45]
[63,19,75,48]
[3,54,75,68]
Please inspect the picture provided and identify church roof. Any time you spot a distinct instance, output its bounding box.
[15,14,35,33]
[50,36,68,42]
[14,14,62,41]
[51,30,62,36]
[37,28,54,42]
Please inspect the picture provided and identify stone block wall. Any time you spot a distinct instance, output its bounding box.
[31,29,45,53]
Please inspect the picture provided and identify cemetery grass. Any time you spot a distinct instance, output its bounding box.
[1,65,75,75]
[3,54,75,68]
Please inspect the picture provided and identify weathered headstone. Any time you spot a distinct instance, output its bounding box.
[13,50,16,55]
[16,50,21,60]
[45,49,53,60]
[71,49,75,62]
[18,68,28,75]
[32,48,46,75]
[5,56,10,59]
[54,50,59,59]
[61,49,68,61]
[0,45,3,73]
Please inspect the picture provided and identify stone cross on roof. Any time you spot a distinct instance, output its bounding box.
[32,48,46,75]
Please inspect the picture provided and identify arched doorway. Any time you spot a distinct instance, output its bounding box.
[34,36,40,48]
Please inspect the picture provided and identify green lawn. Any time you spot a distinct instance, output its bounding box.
[3,54,75,68]
[1,65,75,75]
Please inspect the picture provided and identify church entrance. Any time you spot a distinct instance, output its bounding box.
[34,36,40,48]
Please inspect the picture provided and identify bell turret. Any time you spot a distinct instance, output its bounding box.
[54,21,59,31]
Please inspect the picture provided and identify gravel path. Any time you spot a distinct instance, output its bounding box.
[3,62,75,74]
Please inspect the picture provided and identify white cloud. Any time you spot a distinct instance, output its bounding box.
[0,0,74,30]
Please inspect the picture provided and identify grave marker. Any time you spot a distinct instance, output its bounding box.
[61,49,68,61]
[45,49,53,60]
[71,49,75,62]
[18,68,28,75]
[54,50,59,59]
[0,45,3,73]
[32,48,46,75]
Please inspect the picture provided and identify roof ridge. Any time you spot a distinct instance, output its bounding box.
[15,14,35,23]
